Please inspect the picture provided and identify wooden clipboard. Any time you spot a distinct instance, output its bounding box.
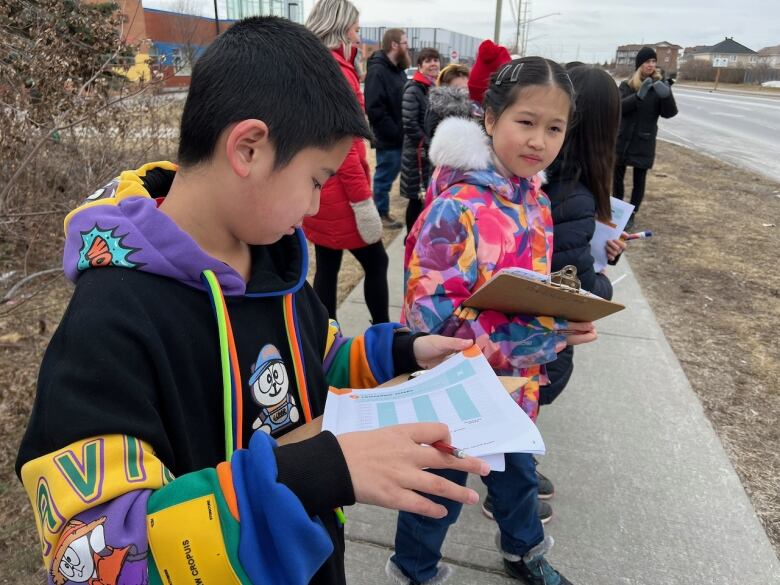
[277,374,528,445]
[464,266,624,322]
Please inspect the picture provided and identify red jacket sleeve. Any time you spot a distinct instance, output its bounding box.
[336,138,373,204]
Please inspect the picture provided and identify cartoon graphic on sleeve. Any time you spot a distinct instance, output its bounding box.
[77,226,143,272]
[249,344,300,435]
[51,518,139,585]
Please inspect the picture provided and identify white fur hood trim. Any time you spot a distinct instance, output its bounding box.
[428,117,492,172]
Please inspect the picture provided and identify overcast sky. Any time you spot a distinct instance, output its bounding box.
[146,0,780,62]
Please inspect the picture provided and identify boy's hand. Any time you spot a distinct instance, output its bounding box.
[606,237,627,261]
[337,423,490,518]
[413,335,474,369]
[559,321,597,346]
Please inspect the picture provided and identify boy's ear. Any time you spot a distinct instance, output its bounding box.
[225,119,272,178]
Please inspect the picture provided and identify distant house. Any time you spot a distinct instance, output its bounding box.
[758,45,780,68]
[692,37,758,68]
[614,41,682,74]
[680,45,710,65]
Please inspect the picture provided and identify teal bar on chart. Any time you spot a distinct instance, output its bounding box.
[377,402,399,427]
[412,395,438,422]
[447,384,481,420]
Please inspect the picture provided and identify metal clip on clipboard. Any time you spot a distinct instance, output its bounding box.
[550,265,582,294]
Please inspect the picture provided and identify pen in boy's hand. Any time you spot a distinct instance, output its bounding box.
[432,440,466,459]
[622,230,653,241]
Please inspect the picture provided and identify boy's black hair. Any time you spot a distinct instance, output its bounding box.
[178,16,371,169]
[416,47,441,67]
[483,56,575,124]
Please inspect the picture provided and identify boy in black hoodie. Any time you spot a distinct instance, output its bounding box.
[16,17,488,585]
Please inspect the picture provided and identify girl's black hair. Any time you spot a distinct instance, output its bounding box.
[553,65,620,221]
[178,16,371,169]
[482,56,575,123]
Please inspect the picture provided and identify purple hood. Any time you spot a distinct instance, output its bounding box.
[62,161,307,297]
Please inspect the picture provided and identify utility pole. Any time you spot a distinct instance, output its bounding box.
[213,0,220,36]
[515,0,522,54]
[494,0,502,43]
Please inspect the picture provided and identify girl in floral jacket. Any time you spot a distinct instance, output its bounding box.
[403,73,595,423]
[389,58,595,585]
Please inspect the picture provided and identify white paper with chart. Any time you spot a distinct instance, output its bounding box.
[322,347,545,471]
[591,196,634,273]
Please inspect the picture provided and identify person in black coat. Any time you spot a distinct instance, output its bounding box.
[614,46,678,226]
[364,29,410,228]
[423,63,472,141]
[541,65,625,407]
[401,47,440,232]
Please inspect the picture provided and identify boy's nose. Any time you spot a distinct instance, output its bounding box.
[307,192,321,217]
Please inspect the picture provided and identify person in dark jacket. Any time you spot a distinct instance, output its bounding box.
[401,47,440,232]
[614,46,678,227]
[543,65,625,407]
[423,63,471,141]
[364,28,410,229]
[14,18,489,585]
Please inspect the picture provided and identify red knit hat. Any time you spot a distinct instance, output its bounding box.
[468,40,512,104]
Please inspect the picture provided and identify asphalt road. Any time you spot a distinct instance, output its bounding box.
[657,86,780,182]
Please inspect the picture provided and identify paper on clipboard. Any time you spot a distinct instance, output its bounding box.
[322,347,545,471]
[591,197,634,273]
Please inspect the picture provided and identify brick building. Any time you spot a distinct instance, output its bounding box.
[614,41,682,75]
[88,0,301,88]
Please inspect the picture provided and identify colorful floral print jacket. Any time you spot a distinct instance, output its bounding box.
[403,117,566,420]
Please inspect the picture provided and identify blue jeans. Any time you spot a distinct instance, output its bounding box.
[391,453,543,583]
[373,148,402,216]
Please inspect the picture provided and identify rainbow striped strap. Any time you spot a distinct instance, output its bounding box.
[201,270,243,459]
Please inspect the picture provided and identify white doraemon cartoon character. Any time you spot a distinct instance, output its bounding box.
[249,344,300,434]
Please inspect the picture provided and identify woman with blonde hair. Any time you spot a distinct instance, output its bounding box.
[614,46,677,228]
[304,0,391,324]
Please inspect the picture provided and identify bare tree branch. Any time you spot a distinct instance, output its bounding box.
[1,267,62,303]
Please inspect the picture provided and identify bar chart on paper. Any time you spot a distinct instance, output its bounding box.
[370,383,482,427]
[351,359,489,430]
[323,349,546,469]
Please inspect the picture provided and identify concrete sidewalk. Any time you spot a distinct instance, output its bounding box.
[337,234,780,585]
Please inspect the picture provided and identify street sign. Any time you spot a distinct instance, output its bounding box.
[713,57,729,68]
[450,49,459,63]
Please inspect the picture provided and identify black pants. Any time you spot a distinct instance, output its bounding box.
[313,241,389,324]
[613,165,648,212]
[405,197,425,234]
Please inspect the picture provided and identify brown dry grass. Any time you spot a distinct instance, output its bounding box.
[626,141,780,556]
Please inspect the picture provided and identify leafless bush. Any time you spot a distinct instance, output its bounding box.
[0,0,182,302]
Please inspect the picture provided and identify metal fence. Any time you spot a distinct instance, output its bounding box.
[360,26,483,64]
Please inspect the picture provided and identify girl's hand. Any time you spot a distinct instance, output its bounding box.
[413,335,474,369]
[606,236,627,262]
[558,321,597,346]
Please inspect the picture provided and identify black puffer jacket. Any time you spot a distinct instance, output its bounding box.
[616,79,678,169]
[540,176,614,406]
[364,51,407,150]
[400,76,433,199]
[424,85,472,141]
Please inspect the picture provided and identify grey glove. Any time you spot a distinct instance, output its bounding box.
[637,77,653,100]
[350,198,382,244]
[653,80,672,99]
